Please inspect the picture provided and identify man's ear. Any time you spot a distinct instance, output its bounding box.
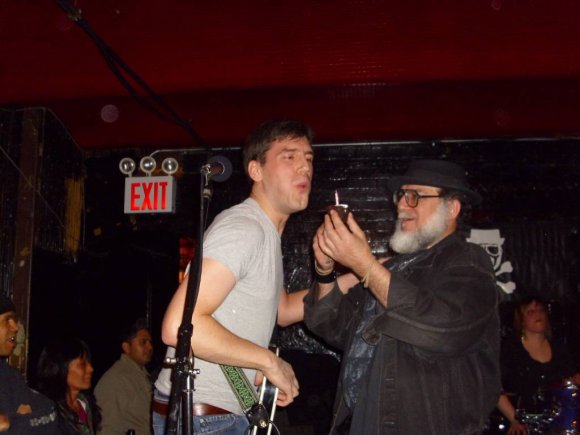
[121,341,130,355]
[247,160,262,183]
[449,198,462,219]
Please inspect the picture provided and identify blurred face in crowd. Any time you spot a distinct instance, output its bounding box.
[0,311,19,357]
[521,300,549,336]
[390,184,458,254]
[67,355,94,394]
[123,328,153,367]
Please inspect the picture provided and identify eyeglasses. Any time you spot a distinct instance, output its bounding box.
[393,189,442,208]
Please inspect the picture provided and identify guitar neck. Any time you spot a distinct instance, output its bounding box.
[252,346,280,435]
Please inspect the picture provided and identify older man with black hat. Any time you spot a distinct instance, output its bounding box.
[304,159,501,434]
[0,293,58,434]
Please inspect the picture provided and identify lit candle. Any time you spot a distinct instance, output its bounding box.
[334,190,339,205]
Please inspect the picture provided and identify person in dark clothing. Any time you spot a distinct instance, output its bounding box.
[497,298,580,435]
[37,337,101,435]
[304,159,501,434]
[0,293,58,434]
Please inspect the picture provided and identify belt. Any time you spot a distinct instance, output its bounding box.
[152,399,232,417]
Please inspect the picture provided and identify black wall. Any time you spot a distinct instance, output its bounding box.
[80,140,580,354]
[23,138,580,383]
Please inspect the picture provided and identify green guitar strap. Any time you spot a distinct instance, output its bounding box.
[219,364,271,430]
[219,364,258,411]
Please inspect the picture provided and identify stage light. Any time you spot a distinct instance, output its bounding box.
[161,157,179,175]
[139,156,157,175]
[119,157,136,176]
[119,153,180,177]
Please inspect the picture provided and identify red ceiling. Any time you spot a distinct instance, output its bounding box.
[2,1,580,149]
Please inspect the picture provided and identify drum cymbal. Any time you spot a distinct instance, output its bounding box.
[541,378,579,391]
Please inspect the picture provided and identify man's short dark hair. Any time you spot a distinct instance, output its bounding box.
[242,119,313,176]
[119,318,149,344]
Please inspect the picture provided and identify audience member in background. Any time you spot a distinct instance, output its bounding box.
[37,337,101,434]
[0,293,58,434]
[95,318,153,435]
[497,297,580,435]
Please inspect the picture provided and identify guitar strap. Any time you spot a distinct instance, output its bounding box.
[219,364,258,411]
[219,364,270,429]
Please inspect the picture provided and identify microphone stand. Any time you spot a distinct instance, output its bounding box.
[165,166,216,435]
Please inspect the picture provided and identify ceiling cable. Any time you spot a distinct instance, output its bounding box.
[54,0,209,150]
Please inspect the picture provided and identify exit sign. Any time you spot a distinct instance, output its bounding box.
[124,176,176,214]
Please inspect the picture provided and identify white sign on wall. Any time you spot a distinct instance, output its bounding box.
[467,228,516,294]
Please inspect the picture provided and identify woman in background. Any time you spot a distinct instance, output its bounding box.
[497,298,580,434]
[36,337,101,434]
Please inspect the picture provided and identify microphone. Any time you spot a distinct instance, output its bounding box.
[201,155,233,182]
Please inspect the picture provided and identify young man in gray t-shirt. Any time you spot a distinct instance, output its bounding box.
[158,119,314,434]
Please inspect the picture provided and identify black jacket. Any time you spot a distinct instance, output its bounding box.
[0,359,58,434]
[304,233,501,435]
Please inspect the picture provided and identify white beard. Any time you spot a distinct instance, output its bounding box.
[389,201,450,254]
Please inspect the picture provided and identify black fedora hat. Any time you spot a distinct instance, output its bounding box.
[387,159,482,205]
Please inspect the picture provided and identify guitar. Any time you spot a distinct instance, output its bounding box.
[251,346,280,435]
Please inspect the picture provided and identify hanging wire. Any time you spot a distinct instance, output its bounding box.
[55,0,209,150]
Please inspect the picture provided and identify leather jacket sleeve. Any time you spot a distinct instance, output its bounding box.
[365,242,499,357]
[303,281,366,351]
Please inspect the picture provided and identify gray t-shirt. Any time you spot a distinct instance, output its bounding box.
[155,197,283,414]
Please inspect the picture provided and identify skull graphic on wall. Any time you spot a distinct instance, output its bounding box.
[466,229,516,294]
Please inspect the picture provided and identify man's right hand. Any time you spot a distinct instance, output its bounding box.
[317,210,374,277]
[313,223,335,274]
[508,421,528,435]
